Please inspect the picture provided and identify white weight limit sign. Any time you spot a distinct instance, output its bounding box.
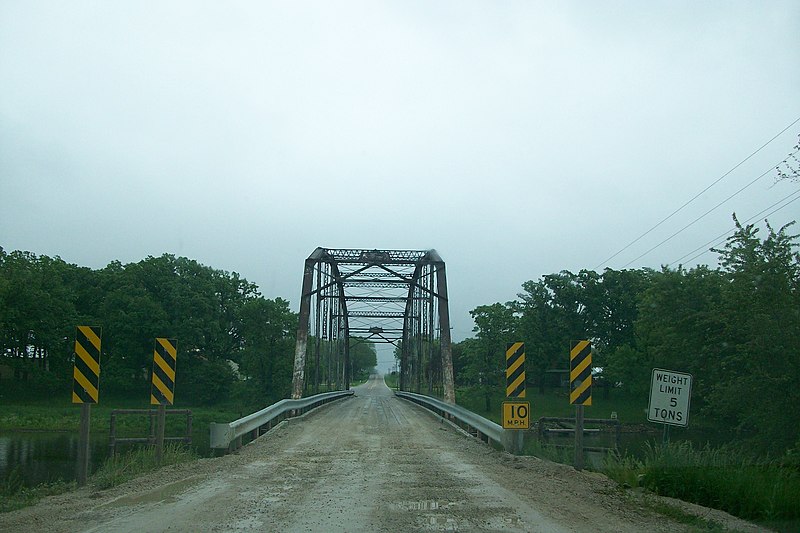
[648,368,692,428]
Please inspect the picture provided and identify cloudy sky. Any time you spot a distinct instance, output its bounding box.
[2,2,798,372]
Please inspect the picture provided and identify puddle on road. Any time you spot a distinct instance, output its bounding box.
[394,501,461,531]
[101,477,201,507]
[396,500,452,511]
[394,500,526,532]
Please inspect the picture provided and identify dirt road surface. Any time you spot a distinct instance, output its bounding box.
[1,375,765,532]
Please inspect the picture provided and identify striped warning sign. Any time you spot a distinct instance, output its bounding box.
[505,342,526,398]
[72,326,102,404]
[150,338,178,405]
[570,340,592,406]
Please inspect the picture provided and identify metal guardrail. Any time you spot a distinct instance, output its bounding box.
[209,390,354,451]
[394,391,522,453]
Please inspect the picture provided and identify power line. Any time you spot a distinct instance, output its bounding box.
[678,192,800,266]
[593,116,800,270]
[621,163,779,267]
[668,188,800,267]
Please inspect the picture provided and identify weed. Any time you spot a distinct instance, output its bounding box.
[1,468,73,514]
[91,443,198,490]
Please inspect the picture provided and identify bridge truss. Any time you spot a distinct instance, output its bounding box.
[291,248,455,403]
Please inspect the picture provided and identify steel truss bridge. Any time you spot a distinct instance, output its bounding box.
[291,248,455,403]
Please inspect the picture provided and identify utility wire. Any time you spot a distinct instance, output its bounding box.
[668,188,800,266]
[678,192,800,266]
[593,116,800,270]
[621,163,779,267]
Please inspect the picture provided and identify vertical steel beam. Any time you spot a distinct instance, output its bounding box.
[427,268,435,396]
[314,265,322,394]
[431,254,455,404]
[292,248,324,399]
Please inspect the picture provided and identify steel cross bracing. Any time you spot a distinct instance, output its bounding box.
[291,248,455,403]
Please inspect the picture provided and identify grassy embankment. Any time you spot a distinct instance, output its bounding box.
[1,381,363,512]
[0,392,248,513]
[1,442,198,513]
[456,385,800,532]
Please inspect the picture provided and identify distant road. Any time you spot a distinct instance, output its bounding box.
[0,375,761,532]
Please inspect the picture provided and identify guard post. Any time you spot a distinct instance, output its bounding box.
[150,338,178,465]
[72,325,102,486]
[569,340,592,471]
[502,342,528,454]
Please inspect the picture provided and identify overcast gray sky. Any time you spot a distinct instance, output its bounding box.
[2,1,798,372]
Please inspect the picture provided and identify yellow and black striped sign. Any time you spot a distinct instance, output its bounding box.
[150,338,178,405]
[570,340,592,406]
[505,342,526,398]
[72,326,102,404]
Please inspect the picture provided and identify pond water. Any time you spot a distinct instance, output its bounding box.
[0,431,107,487]
[1,428,211,488]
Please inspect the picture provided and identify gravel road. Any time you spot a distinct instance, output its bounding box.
[0,375,766,532]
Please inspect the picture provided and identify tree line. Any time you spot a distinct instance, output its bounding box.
[0,251,370,407]
[453,217,800,456]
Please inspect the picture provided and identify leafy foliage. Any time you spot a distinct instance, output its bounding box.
[455,215,800,456]
[0,250,296,406]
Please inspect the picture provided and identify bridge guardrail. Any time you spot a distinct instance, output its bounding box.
[210,390,354,451]
[394,391,522,453]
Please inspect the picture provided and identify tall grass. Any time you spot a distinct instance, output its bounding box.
[92,444,198,490]
[603,441,800,528]
[642,442,799,523]
[1,467,73,513]
[383,373,399,389]
[523,438,575,465]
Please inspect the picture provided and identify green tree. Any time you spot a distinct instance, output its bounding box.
[604,266,725,398]
[465,303,517,411]
[238,297,297,405]
[0,250,79,393]
[709,217,800,453]
[349,338,378,382]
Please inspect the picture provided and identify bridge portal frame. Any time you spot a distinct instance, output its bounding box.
[291,248,455,404]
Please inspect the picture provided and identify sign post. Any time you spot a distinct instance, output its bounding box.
[648,368,692,442]
[502,342,528,454]
[72,325,102,486]
[569,340,592,471]
[150,338,178,464]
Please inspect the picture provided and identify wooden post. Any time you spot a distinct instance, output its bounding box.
[77,403,91,486]
[574,405,584,471]
[155,403,166,465]
[109,411,116,456]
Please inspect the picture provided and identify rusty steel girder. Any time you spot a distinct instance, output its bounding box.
[291,248,455,404]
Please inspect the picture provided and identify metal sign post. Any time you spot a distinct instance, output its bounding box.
[151,338,178,465]
[569,340,592,471]
[72,325,102,486]
[77,403,91,486]
[503,343,527,454]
